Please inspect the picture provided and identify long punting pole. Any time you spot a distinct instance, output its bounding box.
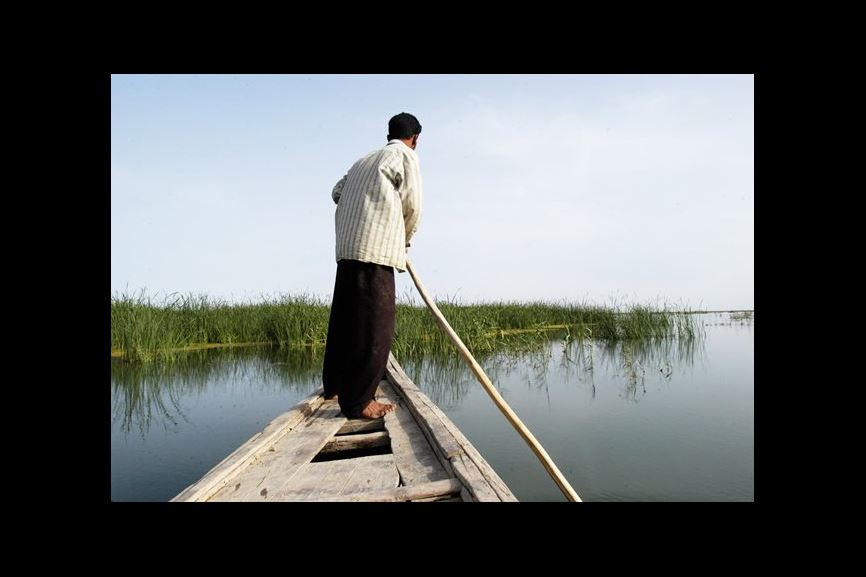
[405,258,581,502]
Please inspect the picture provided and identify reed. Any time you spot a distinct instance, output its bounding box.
[112,290,701,363]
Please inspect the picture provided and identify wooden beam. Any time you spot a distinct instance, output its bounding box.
[385,354,517,502]
[316,478,464,502]
[412,495,464,502]
[319,431,390,453]
[336,418,385,435]
[378,380,452,487]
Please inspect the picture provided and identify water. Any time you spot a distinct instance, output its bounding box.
[110,312,753,501]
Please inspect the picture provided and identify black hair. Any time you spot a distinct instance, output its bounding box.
[387,112,422,140]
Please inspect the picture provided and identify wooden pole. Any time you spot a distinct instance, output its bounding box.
[405,258,581,502]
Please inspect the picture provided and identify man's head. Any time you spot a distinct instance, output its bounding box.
[388,112,422,149]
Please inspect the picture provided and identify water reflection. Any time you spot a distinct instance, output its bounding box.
[593,336,703,401]
[112,321,715,435]
[111,346,324,436]
[398,334,703,407]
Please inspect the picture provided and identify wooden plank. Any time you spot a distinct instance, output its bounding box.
[385,356,498,501]
[336,418,385,435]
[319,431,390,453]
[270,459,347,500]
[378,380,452,487]
[412,495,464,502]
[172,390,326,502]
[385,354,518,502]
[273,454,398,501]
[208,404,347,501]
[316,478,464,502]
[435,410,516,501]
[211,403,346,501]
[339,454,400,495]
[390,354,516,500]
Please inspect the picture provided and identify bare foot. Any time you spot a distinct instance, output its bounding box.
[359,400,396,419]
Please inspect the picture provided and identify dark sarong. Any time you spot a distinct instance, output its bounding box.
[322,259,396,417]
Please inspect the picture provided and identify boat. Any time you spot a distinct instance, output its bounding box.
[172,353,517,502]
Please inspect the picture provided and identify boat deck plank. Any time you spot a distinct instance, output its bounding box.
[273,454,399,500]
[171,391,325,502]
[378,380,453,488]
[385,355,517,502]
[336,418,385,435]
[208,402,347,501]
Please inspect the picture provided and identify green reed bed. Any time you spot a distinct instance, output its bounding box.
[112,291,701,363]
[112,291,331,363]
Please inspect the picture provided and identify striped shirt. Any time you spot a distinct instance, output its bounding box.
[331,139,422,273]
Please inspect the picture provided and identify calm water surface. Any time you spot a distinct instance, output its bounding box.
[110,312,753,501]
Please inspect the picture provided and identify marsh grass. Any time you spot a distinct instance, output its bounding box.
[112,290,702,364]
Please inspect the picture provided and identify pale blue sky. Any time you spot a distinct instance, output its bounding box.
[111,74,753,310]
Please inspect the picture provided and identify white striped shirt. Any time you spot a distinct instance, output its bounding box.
[331,139,422,273]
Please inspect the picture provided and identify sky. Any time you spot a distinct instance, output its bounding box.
[111,74,753,310]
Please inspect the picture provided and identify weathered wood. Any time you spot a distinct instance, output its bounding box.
[412,495,464,502]
[336,418,385,435]
[338,454,400,495]
[208,404,347,501]
[386,354,518,502]
[430,407,516,501]
[173,354,517,503]
[391,354,515,502]
[271,458,347,500]
[171,391,326,502]
[272,454,398,501]
[378,380,452,487]
[385,355,497,501]
[388,355,517,501]
[387,370,498,500]
[316,478,464,502]
[319,431,390,453]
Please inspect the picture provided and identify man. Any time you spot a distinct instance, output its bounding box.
[322,112,423,419]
